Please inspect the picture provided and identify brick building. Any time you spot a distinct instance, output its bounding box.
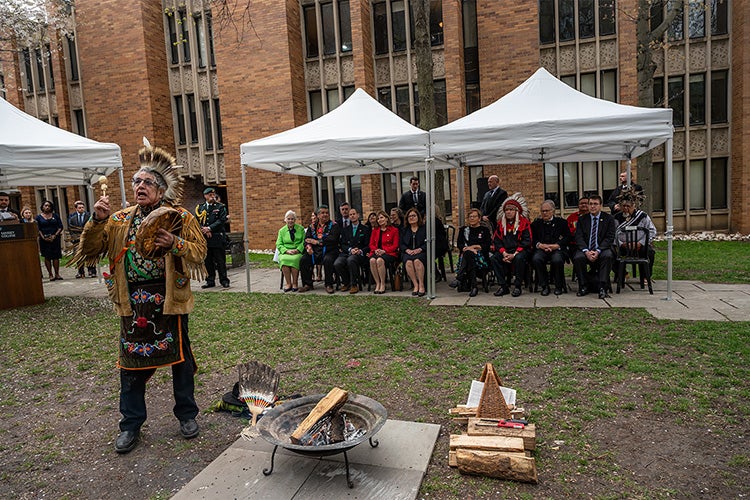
[1,0,747,248]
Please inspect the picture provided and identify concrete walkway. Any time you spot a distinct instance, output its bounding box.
[43,262,749,322]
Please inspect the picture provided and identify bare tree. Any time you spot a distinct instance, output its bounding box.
[412,0,445,218]
[0,0,73,48]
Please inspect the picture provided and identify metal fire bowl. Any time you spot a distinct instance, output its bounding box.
[257,393,387,457]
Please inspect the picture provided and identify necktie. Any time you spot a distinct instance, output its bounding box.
[413,191,418,205]
[589,215,599,250]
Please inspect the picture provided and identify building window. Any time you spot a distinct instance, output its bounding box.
[339,1,352,52]
[201,100,213,150]
[673,161,685,211]
[688,73,705,125]
[599,0,616,36]
[322,2,336,55]
[667,0,684,41]
[377,86,391,108]
[73,109,85,136]
[689,159,705,210]
[0,73,5,100]
[653,76,665,106]
[430,0,443,45]
[580,72,596,96]
[304,5,319,58]
[710,158,727,209]
[562,162,579,208]
[579,0,595,38]
[391,1,407,52]
[194,14,207,68]
[382,173,399,211]
[167,13,179,63]
[710,70,727,124]
[600,69,617,102]
[214,98,223,149]
[178,9,191,63]
[558,0,575,42]
[653,162,665,211]
[326,88,340,110]
[539,0,555,43]
[373,2,388,54]
[668,75,684,127]
[688,0,705,39]
[309,90,323,119]
[35,48,45,91]
[207,13,216,67]
[174,96,186,145]
[46,44,54,90]
[395,84,411,121]
[544,163,560,207]
[66,35,80,81]
[22,48,33,92]
[186,94,198,143]
[711,0,727,35]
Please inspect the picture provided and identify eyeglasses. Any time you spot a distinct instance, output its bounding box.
[132,178,158,188]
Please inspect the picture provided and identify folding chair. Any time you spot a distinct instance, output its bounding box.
[615,226,653,295]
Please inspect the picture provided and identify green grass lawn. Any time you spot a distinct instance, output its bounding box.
[652,240,750,283]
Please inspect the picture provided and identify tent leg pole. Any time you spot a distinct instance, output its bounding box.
[118,168,127,209]
[426,159,436,299]
[456,162,465,227]
[242,165,251,293]
[665,138,673,301]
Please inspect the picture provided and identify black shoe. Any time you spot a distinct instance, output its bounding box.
[540,286,550,296]
[201,283,215,289]
[220,281,230,288]
[598,288,610,300]
[494,286,510,297]
[115,430,139,454]
[180,419,199,439]
[511,287,522,297]
[449,279,460,288]
[554,287,564,296]
[576,287,588,297]
[469,287,479,297]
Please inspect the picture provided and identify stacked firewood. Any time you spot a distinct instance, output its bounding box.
[447,364,538,484]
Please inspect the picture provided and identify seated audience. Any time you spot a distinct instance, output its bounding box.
[276,210,305,292]
[334,208,370,294]
[614,187,657,277]
[573,195,616,299]
[336,201,351,229]
[299,205,340,293]
[365,211,378,229]
[389,207,404,230]
[490,194,532,297]
[400,208,427,296]
[531,200,570,296]
[567,195,589,257]
[450,208,491,297]
[368,210,399,294]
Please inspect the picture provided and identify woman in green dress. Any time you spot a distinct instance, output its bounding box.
[276,210,305,292]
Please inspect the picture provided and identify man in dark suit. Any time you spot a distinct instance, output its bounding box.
[607,171,643,214]
[398,176,427,216]
[530,200,570,296]
[195,186,230,288]
[0,192,20,222]
[300,205,341,293]
[336,201,352,229]
[479,175,508,229]
[334,208,371,294]
[573,195,616,299]
[68,200,97,278]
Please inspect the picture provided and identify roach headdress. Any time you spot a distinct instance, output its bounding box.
[616,186,646,208]
[138,137,183,204]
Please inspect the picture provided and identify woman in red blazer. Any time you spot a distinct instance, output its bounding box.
[368,210,400,294]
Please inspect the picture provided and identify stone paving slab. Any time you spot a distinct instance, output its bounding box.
[173,419,440,500]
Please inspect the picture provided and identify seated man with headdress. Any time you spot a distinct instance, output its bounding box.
[490,193,532,297]
[70,140,207,454]
[299,205,341,293]
[614,187,657,279]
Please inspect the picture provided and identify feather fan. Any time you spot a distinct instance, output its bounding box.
[237,361,280,427]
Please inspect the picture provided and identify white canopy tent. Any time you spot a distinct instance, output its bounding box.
[430,68,675,299]
[240,88,449,293]
[0,97,123,191]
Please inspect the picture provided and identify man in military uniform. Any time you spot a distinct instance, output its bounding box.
[195,187,230,288]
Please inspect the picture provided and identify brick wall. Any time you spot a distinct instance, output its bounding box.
[731,1,749,234]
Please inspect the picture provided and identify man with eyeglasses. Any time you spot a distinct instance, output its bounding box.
[70,143,207,454]
[572,195,616,299]
[530,200,570,296]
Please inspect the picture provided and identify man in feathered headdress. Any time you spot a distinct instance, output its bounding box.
[614,186,657,277]
[70,140,207,454]
[490,193,532,297]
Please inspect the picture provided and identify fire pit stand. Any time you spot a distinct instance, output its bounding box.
[257,393,388,489]
[262,436,380,488]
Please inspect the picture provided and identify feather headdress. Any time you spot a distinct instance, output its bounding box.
[138,137,183,204]
[501,192,529,220]
[616,186,646,207]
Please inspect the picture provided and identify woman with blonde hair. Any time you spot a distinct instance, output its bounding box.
[276,210,305,292]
